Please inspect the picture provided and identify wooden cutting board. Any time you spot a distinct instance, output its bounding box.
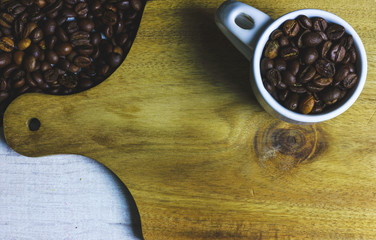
[3,0,376,239]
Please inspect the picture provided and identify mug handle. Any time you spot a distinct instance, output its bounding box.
[215,0,273,61]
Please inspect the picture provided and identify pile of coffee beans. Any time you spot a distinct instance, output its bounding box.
[0,0,145,121]
[261,15,358,114]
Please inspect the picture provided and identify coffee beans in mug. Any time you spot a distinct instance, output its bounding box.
[261,15,359,114]
[0,0,146,123]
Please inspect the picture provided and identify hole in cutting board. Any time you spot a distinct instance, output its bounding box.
[28,118,41,131]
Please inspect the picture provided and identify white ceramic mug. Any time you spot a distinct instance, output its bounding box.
[215,0,367,124]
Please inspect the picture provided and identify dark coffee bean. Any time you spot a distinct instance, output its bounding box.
[278,36,289,47]
[55,42,73,56]
[30,28,44,43]
[320,41,332,59]
[282,71,296,86]
[103,25,114,38]
[44,69,59,83]
[79,78,94,89]
[73,56,91,68]
[59,74,78,89]
[260,58,274,75]
[56,26,69,42]
[270,29,283,40]
[342,73,358,89]
[339,35,354,51]
[347,64,356,73]
[102,10,118,26]
[11,69,26,89]
[284,93,299,111]
[117,0,131,10]
[116,32,129,46]
[91,46,100,59]
[46,35,58,49]
[115,20,126,34]
[329,44,346,63]
[302,32,322,47]
[57,59,70,71]
[287,60,300,76]
[91,32,102,45]
[65,20,79,34]
[68,64,80,73]
[326,24,345,40]
[76,45,94,56]
[46,50,59,64]
[0,91,9,104]
[78,19,95,32]
[306,82,324,93]
[290,85,307,94]
[313,77,333,87]
[3,64,18,79]
[40,62,52,72]
[317,31,328,41]
[302,48,319,65]
[312,17,327,32]
[0,53,12,68]
[98,64,110,76]
[24,55,37,72]
[276,80,287,90]
[278,89,289,101]
[299,65,316,83]
[131,0,143,11]
[45,0,63,15]
[43,19,57,35]
[297,30,310,48]
[311,104,325,113]
[280,47,299,60]
[66,51,78,62]
[274,58,286,72]
[70,31,90,47]
[0,79,7,91]
[348,47,357,63]
[315,59,335,78]
[283,19,300,37]
[264,82,278,101]
[75,2,89,18]
[297,15,312,29]
[321,87,342,105]
[265,68,281,87]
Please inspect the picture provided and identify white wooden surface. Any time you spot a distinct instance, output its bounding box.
[0,130,142,240]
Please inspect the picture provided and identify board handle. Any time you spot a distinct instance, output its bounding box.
[215,0,273,61]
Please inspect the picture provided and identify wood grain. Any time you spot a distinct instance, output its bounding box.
[3,0,376,239]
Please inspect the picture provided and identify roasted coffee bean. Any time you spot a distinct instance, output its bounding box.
[339,35,354,51]
[65,20,79,34]
[329,44,346,63]
[320,41,332,59]
[56,26,69,42]
[284,93,299,111]
[302,48,318,65]
[297,30,310,48]
[317,31,328,41]
[297,15,312,29]
[75,2,89,18]
[46,50,59,64]
[131,0,143,11]
[282,71,296,86]
[0,53,12,68]
[278,36,289,47]
[46,35,58,49]
[13,51,25,65]
[321,87,342,105]
[342,73,358,89]
[299,65,316,83]
[102,10,118,26]
[287,60,300,76]
[274,58,286,72]
[260,58,274,75]
[70,31,90,47]
[0,37,14,52]
[270,29,283,40]
[43,19,57,35]
[264,40,279,59]
[283,20,300,37]
[299,95,315,114]
[315,59,335,78]
[276,80,287,90]
[265,68,281,87]
[264,82,278,101]
[280,46,299,60]
[302,32,322,47]
[0,13,14,28]
[23,55,37,72]
[313,77,333,87]
[44,69,59,84]
[78,18,95,32]
[306,82,324,93]
[40,61,52,72]
[18,38,31,50]
[74,56,91,68]
[27,44,42,59]
[59,74,78,88]
[55,42,73,56]
[278,89,289,101]
[3,64,18,79]
[68,63,80,73]
[326,23,345,40]
[30,28,44,43]
[116,32,129,46]
[312,17,327,32]
[22,22,38,38]
[290,85,306,94]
